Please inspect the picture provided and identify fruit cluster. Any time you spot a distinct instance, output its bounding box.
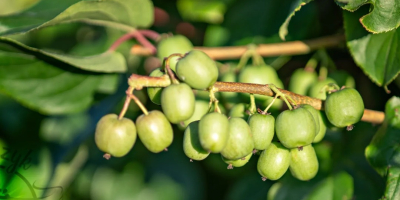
[94,35,365,181]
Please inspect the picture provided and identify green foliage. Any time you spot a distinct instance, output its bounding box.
[0,0,154,36]
[0,37,126,73]
[344,7,400,89]
[365,97,400,200]
[279,0,313,40]
[336,0,400,33]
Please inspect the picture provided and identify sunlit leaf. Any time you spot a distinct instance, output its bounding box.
[337,0,400,33]
[344,7,400,90]
[0,0,154,36]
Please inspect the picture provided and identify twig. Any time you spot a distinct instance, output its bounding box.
[130,34,345,59]
[126,73,385,124]
[109,30,156,53]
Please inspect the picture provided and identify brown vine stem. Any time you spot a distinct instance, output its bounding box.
[127,73,385,124]
[130,34,345,59]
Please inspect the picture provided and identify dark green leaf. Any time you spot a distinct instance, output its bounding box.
[278,0,313,41]
[337,0,400,33]
[0,0,154,36]
[0,50,104,115]
[366,97,400,177]
[382,167,400,200]
[0,0,80,36]
[0,37,126,73]
[344,8,400,89]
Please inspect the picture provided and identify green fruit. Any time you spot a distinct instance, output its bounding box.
[136,110,173,153]
[222,152,252,169]
[238,65,284,109]
[248,113,275,150]
[289,144,319,181]
[179,100,210,129]
[276,107,316,148]
[301,104,320,135]
[183,121,210,161]
[328,70,355,88]
[95,114,137,157]
[257,142,290,180]
[176,50,219,89]
[313,111,328,143]
[325,88,364,128]
[238,65,284,101]
[147,68,165,105]
[308,78,337,100]
[220,70,240,106]
[289,68,317,95]
[199,112,230,153]
[157,35,193,71]
[229,103,249,120]
[161,83,195,124]
[221,117,254,160]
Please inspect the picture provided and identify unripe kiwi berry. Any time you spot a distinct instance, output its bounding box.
[95,114,137,158]
[176,50,218,90]
[157,35,193,72]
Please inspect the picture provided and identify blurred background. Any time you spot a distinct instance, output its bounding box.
[0,0,398,199]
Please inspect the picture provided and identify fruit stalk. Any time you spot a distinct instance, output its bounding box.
[130,34,345,60]
[109,30,156,53]
[126,74,385,124]
[164,53,184,84]
[119,86,148,119]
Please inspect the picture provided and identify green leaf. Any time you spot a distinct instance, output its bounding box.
[0,37,126,73]
[337,0,400,33]
[278,0,313,41]
[344,7,400,89]
[0,0,154,36]
[0,50,104,115]
[0,0,80,36]
[383,167,400,200]
[366,97,400,176]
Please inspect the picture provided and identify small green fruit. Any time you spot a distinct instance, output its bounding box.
[157,35,193,71]
[229,103,249,120]
[238,65,284,109]
[161,83,195,124]
[221,117,254,160]
[147,68,165,105]
[248,113,275,150]
[328,70,355,88]
[289,68,317,95]
[257,142,290,180]
[136,110,173,153]
[183,121,210,161]
[325,88,364,128]
[276,107,316,148]
[290,144,319,181]
[199,112,230,153]
[301,104,320,136]
[222,153,252,169]
[308,78,337,100]
[176,50,218,89]
[179,100,209,129]
[313,111,327,143]
[95,114,137,157]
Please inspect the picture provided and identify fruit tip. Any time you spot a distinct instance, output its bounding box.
[103,153,111,160]
[346,125,354,131]
[227,164,233,169]
[261,177,267,181]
